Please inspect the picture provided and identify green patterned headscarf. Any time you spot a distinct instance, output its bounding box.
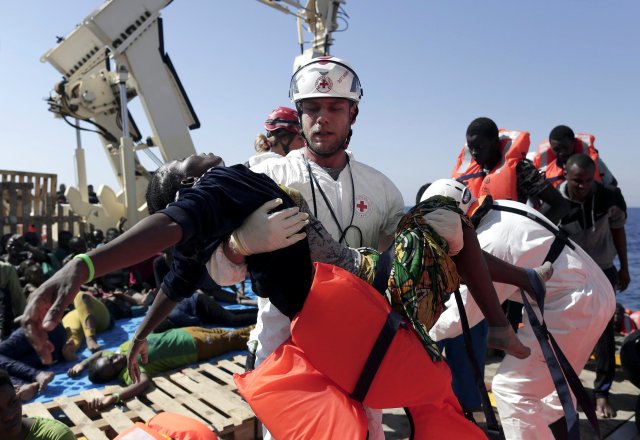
[359,196,472,358]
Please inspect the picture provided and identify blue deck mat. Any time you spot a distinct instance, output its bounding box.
[33,282,257,404]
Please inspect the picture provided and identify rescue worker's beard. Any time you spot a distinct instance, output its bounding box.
[303,128,353,158]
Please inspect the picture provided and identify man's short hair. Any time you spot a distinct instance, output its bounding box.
[466,117,499,141]
[565,153,595,171]
[549,125,575,142]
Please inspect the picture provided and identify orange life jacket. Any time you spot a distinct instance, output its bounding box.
[534,133,601,187]
[234,263,485,439]
[113,413,218,440]
[114,423,171,440]
[452,129,530,201]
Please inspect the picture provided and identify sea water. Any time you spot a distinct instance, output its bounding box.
[618,207,640,311]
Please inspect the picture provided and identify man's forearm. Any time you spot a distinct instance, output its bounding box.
[611,227,628,269]
[132,289,179,340]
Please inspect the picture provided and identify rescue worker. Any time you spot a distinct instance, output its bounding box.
[428,178,616,440]
[248,106,305,167]
[557,153,629,418]
[534,124,618,188]
[250,56,405,439]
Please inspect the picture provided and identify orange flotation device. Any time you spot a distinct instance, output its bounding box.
[534,133,601,187]
[114,413,218,440]
[234,263,484,439]
[452,129,530,200]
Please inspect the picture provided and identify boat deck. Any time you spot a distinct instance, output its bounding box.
[22,353,638,439]
[381,354,640,439]
[23,355,258,440]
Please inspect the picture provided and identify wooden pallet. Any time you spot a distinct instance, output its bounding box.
[23,355,260,440]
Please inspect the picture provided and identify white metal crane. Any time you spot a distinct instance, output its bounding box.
[42,0,348,228]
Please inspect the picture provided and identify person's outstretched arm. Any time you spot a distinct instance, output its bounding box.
[20,213,182,364]
[88,372,152,410]
[454,222,531,359]
[611,226,630,291]
[482,251,553,295]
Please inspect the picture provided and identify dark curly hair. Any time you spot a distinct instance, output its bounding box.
[146,165,184,215]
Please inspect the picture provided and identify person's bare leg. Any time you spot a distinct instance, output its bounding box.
[454,223,531,359]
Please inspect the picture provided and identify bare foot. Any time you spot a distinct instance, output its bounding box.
[488,325,531,359]
[86,337,101,353]
[35,371,54,392]
[17,382,39,401]
[596,396,616,418]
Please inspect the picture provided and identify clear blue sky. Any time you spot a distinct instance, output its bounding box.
[1,1,639,206]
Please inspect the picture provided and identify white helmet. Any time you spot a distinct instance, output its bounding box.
[289,56,363,103]
[420,179,476,214]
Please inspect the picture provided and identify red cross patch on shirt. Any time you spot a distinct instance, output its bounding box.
[355,195,371,218]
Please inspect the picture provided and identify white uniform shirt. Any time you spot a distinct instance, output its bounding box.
[251,149,405,249]
[247,148,404,366]
[247,151,282,168]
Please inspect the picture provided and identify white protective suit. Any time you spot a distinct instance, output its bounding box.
[429,200,615,440]
[246,151,282,168]
[248,148,404,366]
[222,149,404,439]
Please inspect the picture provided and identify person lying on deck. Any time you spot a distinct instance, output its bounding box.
[0,368,75,440]
[154,291,257,333]
[67,325,251,410]
[0,324,75,401]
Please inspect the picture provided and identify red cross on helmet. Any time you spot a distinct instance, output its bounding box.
[289,56,363,104]
[264,106,301,135]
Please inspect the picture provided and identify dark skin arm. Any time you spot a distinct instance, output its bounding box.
[453,222,531,359]
[126,291,179,384]
[536,185,570,224]
[453,223,511,326]
[611,226,630,291]
[67,350,105,377]
[482,251,540,293]
[88,373,151,410]
[19,213,182,364]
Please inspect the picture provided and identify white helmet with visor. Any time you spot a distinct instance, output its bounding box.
[289,56,363,103]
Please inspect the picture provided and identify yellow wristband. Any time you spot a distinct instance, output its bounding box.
[113,392,120,403]
[74,253,95,283]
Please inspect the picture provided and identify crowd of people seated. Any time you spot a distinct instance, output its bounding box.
[0,227,257,405]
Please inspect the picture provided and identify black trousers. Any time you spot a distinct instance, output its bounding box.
[593,266,619,398]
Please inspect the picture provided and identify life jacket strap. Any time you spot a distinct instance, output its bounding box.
[453,288,504,438]
[351,245,405,403]
[456,171,486,183]
[520,270,602,440]
[350,309,404,403]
